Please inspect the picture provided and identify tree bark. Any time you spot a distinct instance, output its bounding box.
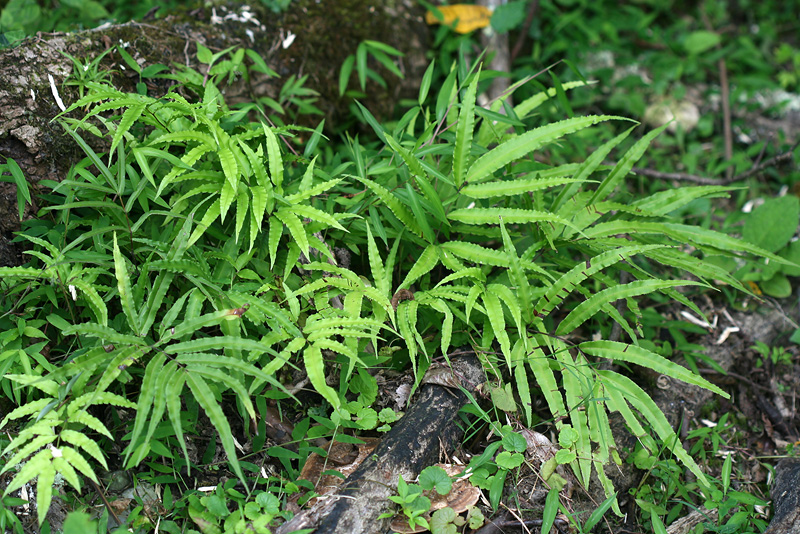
[764,458,800,534]
[276,352,485,534]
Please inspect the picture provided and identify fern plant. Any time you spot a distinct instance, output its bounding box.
[317,64,790,511]
[0,47,788,527]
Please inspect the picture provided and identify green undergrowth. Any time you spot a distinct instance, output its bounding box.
[0,17,795,534]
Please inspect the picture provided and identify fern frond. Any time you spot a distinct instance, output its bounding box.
[556,279,705,335]
[467,115,630,183]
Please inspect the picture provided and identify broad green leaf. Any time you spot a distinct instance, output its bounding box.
[743,195,800,253]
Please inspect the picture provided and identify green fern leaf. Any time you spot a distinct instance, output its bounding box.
[467,115,629,183]
[366,223,389,297]
[185,372,248,488]
[166,337,278,359]
[434,266,485,288]
[112,233,140,335]
[476,81,590,146]
[290,204,346,231]
[526,333,567,422]
[630,185,732,216]
[4,433,57,469]
[536,245,667,317]
[453,67,480,188]
[589,123,668,204]
[60,429,107,468]
[500,219,533,322]
[166,371,189,470]
[286,176,343,204]
[552,127,633,213]
[109,103,144,164]
[52,456,81,492]
[556,280,704,335]
[36,455,56,525]
[304,344,341,411]
[187,365,256,422]
[267,215,282,268]
[150,130,217,148]
[580,340,728,397]
[187,198,221,247]
[157,144,209,197]
[558,349,593,488]
[262,124,284,191]
[60,445,98,482]
[124,352,166,465]
[139,270,175,335]
[234,186,248,242]
[275,209,309,257]
[398,244,438,290]
[352,175,423,237]
[599,370,708,485]
[441,240,509,267]
[396,300,420,380]
[67,278,108,326]
[63,323,144,345]
[3,374,59,396]
[69,411,112,439]
[220,179,236,222]
[1,399,52,427]
[482,290,512,368]
[448,208,577,231]
[462,176,586,199]
[427,298,454,356]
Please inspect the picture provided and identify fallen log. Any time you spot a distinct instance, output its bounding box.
[276,352,485,534]
[764,458,800,534]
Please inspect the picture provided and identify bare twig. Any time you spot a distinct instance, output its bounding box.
[630,141,799,185]
[510,0,539,64]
